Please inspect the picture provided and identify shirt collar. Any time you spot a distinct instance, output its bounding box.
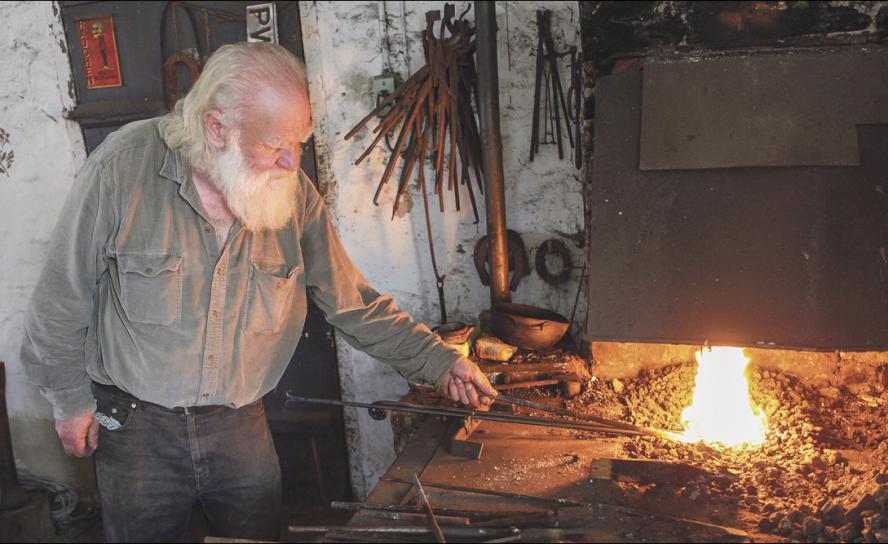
[159,146,187,184]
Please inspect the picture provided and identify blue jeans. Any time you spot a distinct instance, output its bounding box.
[92,383,281,542]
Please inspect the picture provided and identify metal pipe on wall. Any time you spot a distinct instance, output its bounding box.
[475,2,511,305]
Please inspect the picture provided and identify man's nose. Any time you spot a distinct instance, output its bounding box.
[275,148,299,171]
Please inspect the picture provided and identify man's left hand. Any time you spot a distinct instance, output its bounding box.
[438,358,498,408]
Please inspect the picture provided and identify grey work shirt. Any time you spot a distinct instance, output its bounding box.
[21,118,460,420]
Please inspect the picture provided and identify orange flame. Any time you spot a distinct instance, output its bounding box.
[675,347,768,447]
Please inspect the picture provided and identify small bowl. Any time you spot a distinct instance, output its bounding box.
[491,303,569,350]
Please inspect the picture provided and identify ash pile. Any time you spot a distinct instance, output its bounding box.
[600,362,888,543]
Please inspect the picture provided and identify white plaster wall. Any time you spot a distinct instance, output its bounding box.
[0,2,92,489]
[300,0,583,498]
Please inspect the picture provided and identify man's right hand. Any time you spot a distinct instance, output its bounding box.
[55,411,99,457]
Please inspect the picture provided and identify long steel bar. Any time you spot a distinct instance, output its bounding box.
[330,501,553,522]
[413,473,446,543]
[383,477,592,507]
[475,2,510,304]
[289,526,519,538]
[286,395,660,437]
[330,501,553,521]
[495,394,653,433]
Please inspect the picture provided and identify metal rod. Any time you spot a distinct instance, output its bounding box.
[495,394,652,432]
[330,501,552,521]
[475,1,510,305]
[289,526,519,538]
[493,380,560,391]
[413,473,446,543]
[286,394,660,437]
[287,392,667,438]
[383,477,592,507]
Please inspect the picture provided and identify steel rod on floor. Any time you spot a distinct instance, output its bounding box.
[412,473,446,543]
[330,501,552,521]
[382,477,592,507]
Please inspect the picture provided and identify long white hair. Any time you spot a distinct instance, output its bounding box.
[159,42,308,172]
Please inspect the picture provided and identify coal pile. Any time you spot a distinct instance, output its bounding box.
[612,362,888,542]
[622,362,696,431]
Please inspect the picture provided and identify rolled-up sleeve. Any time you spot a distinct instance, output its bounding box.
[21,157,114,420]
[300,183,459,387]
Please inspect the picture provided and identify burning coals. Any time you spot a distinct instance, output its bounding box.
[605,359,888,542]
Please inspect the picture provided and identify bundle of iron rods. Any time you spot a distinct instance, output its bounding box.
[345,4,485,223]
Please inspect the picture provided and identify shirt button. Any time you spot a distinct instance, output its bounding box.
[202,393,209,399]
[277,280,286,289]
[207,354,215,362]
[212,309,220,318]
[205,226,213,234]
[145,267,154,274]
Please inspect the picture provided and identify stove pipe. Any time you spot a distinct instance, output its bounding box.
[475,2,511,305]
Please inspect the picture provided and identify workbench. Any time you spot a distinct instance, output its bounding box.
[334,416,751,543]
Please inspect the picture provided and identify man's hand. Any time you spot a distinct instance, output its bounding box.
[54,411,99,457]
[438,358,498,408]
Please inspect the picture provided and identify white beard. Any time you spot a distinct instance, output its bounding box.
[208,136,298,232]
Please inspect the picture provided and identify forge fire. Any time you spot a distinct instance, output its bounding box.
[674,347,768,447]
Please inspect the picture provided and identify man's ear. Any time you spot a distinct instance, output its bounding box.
[203,109,227,150]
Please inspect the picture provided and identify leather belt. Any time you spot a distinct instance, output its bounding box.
[92,381,229,415]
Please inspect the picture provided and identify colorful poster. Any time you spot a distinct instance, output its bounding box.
[77,16,123,89]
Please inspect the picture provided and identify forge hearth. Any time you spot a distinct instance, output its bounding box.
[382,339,887,542]
[567,357,888,543]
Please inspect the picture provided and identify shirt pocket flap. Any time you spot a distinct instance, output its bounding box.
[250,259,300,279]
[119,253,182,277]
[116,253,183,326]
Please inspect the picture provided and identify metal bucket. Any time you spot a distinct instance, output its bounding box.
[491,303,569,350]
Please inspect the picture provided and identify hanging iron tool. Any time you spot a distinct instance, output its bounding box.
[345,4,485,325]
[530,9,574,162]
[567,45,583,170]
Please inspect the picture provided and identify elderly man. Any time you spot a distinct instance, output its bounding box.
[21,42,495,541]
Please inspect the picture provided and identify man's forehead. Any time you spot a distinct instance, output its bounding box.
[240,85,312,141]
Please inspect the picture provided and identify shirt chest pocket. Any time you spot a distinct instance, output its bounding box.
[243,260,302,334]
[117,253,183,326]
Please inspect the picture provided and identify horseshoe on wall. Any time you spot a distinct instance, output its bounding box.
[163,49,202,111]
[473,230,530,292]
